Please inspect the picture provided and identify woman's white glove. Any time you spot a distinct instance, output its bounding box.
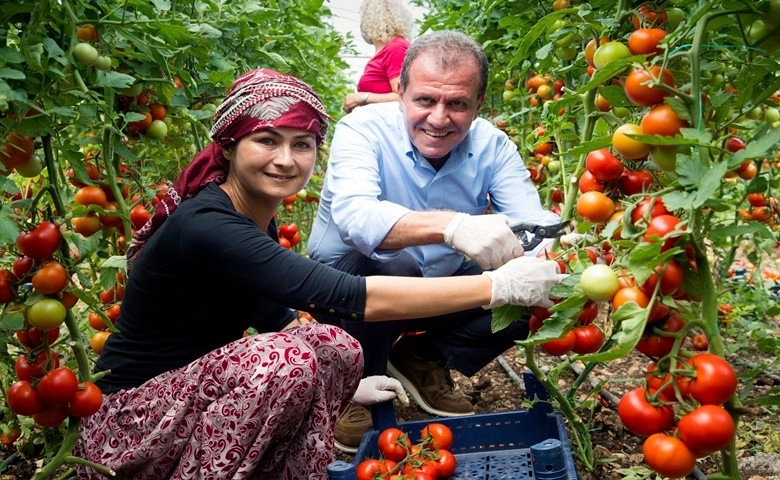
[559,233,596,248]
[351,375,410,406]
[444,213,524,270]
[482,256,567,309]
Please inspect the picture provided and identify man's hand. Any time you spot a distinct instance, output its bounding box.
[444,213,524,269]
[351,375,410,406]
[481,256,567,309]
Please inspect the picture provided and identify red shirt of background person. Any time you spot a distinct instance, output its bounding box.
[343,0,414,113]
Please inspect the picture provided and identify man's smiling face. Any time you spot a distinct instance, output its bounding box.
[399,52,484,163]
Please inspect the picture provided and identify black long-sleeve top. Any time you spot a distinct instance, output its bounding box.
[95,182,366,393]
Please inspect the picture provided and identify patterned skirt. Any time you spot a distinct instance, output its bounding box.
[74,323,363,479]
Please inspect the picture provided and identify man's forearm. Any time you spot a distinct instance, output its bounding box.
[378,211,458,249]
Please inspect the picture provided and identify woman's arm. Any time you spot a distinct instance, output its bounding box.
[363,274,492,321]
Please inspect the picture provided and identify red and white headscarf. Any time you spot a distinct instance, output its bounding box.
[126,69,329,270]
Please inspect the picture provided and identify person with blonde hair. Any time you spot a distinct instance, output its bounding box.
[343,0,414,113]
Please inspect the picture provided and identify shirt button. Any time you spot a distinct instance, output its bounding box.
[309,303,316,309]
[329,308,335,314]
[351,313,357,319]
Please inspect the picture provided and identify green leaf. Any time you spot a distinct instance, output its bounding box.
[95,71,137,89]
[575,302,647,363]
[709,222,775,240]
[491,304,526,333]
[0,67,25,80]
[0,205,21,245]
[0,47,26,64]
[560,136,612,159]
[692,162,729,208]
[0,309,25,331]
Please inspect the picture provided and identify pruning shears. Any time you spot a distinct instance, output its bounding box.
[509,221,570,251]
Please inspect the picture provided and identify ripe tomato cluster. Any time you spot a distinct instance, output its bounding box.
[356,422,457,480]
[277,222,301,249]
[618,353,737,478]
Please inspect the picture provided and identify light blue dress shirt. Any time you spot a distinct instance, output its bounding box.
[307,101,560,277]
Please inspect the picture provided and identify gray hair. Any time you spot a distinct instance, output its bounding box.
[400,31,489,99]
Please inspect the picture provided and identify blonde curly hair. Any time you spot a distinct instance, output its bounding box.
[359,0,414,45]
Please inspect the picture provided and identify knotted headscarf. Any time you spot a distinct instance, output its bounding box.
[126,69,329,271]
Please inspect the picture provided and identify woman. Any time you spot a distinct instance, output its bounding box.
[74,69,563,480]
[343,0,414,113]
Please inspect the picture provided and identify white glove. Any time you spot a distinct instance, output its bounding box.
[444,213,524,269]
[559,233,597,248]
[351,375,410,406]
[482,256,567,309]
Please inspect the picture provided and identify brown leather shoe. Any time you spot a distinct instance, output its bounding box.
[334,403,371,453]
[387,344,474,417]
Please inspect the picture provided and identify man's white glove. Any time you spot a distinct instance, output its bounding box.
[444,213,524,270]
[482,256,567,309]
[351,375,410,406]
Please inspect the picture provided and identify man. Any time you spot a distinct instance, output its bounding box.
[308,30,562,452]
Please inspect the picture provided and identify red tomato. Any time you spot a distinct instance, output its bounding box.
[355,459,388,480]
[612,287,650,311]
[36,367,79,406]
[631,196,670,224]
[586,148,624,181]
[16,326,59,349]
[641,104,688,137]
[67,382,104,418]
[0,429,20,448]
[690,333,709,351]
[635,310,685,357]
[576,191,616,223]
[577,300,599,325]
[12,255,34,279]
[677,405,735,456]
[32,404,69,428]
[642,433,696,478]
[74,185,108,207]
[129,204,153,230]
[0,132,35,169]
[403,459,438,478]
[687,354,737,405]
[645,360,690,400]
[627,28,667,56]
[725,136,746,152]
[640,259,684,296]
[16,221,62,260]
[421,422,453,451]
[99,201,125,228]
[0,268,13,304]
[15,351,60,381]
[31,261,68,295]
[434,449,458,478]
[617,387,675,436]
[541,331,576,356]
[618,169,654,196]
[578,170,606,193]
[571,325,605,354]
[377,427,411,462]
[7,380,44,415]
[643,214,682,251]
[71,212,102,237]
[633,4,668,29]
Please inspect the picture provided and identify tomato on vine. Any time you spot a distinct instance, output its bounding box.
[678,405,735,456]
[617,387,675,437]
[377,427,411,462]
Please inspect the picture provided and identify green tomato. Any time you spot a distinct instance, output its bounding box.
[556,46,578,61]
[503,89,517,103]
[580,264,620,302]
[122,82,143,97]
[746,106,764,120]
[27,298,67,330]
[547,160,561,174]
[145,119,168,140]
[747,19,780,53]
[73,42,98,65]
[554,32,576,48]
[14,153,44,178]
[650,146,678,172]
[764,107,780,123]
[612,107,630,119]
[93,55,112,71]
[593,41,631,71]
[665,8,685,31]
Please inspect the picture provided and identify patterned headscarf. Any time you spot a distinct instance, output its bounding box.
[126,69,329,271]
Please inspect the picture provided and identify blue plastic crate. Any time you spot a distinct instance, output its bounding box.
[328,371,579,480]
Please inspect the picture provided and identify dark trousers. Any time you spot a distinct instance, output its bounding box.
[319,250,530,379]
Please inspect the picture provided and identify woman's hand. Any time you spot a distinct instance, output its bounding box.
[343,92,369,113]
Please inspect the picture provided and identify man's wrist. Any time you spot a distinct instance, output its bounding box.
[361,93,370,105]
